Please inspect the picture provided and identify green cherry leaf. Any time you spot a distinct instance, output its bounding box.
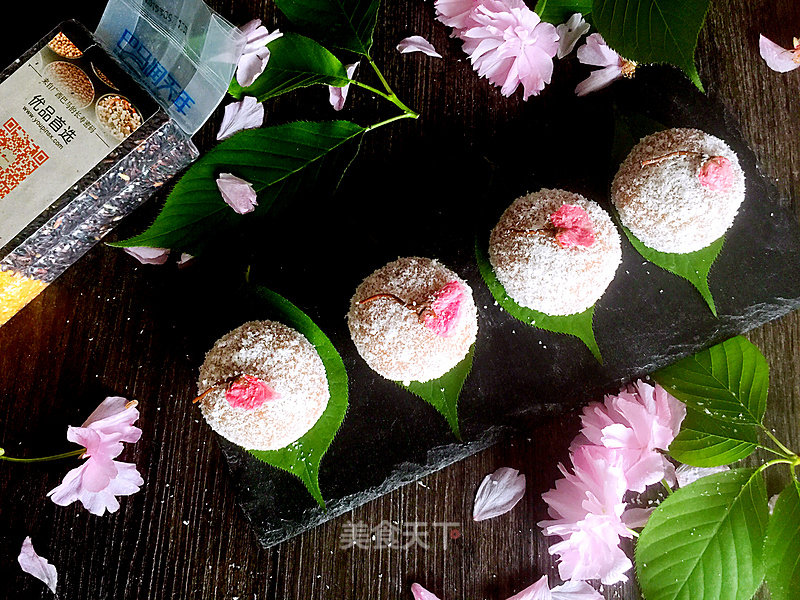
[619,222,723,316]
[535,0,593,23]
[764,479,800,600]
[247,286,349,508]
[229,33,350,102]
[111,121,364,254]
[273,0,381,56]
[636,468,769,600]
[668,405,759,467]
[654,335,769,426]
[592,0,711,91]
[398,344,475,440]
[474,238,602,363]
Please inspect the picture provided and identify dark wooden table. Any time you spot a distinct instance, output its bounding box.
[1,1,798,598]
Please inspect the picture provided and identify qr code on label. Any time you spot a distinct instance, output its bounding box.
[0,118,49,199]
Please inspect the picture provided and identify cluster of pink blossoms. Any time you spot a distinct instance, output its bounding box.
[434,0,629,99]
[538,380,686,584]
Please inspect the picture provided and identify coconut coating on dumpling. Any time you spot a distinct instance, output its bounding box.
[489,189,622,316]
[347,257,478,383]
[198,320,329,451]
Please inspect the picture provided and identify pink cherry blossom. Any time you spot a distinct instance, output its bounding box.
[698,155,735,191]
[329,62,360,111]
[573,380,685,492]
[423,281,467,337]
[550,204,595,248]
[397,36,443,58]
[473,466,526,521]
[575,34,636,96]
[539,445,633,584]
[18,537,58,595]
[411,583,442,600]
[459,0,559,100]
[226,375,280,410]
[506,575,603,600]
[123,246,169,265]
[434,0,481,32]
[236,20,283,87]
[759,34,800,73]
[216,173,258,214]
[47,397,143,516]
[217,96,264,140]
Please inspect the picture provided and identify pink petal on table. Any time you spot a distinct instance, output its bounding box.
[216,173,258,214]
[18,537,58,595]
[576,34,620,68]
[236,21,282,87]
[575,64,623,96]
[621,506,653,529]
[397,36,442,58]
[177,253,194,266]
[123,247,169,265]
[329,62,360,111]
[550,580,604,600]
[504,575,550,600]
[473,466,526,521]
[759,34,800,73]
[217,96,264,140]
[411,583,443,600]
[226,374,280,410]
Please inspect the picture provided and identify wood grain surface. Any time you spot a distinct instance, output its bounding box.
[1,1,798,599]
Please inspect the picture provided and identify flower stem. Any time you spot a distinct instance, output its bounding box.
[755,458,794,475]
[351,57,419,119]
[365,112,418,132]
[762,426,797,459]
[661,479,673,495]
[0,447,84,463]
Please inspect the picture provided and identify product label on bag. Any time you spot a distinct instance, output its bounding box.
[0,27,154,249]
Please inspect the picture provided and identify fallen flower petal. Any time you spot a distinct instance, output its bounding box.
[506,575,603,600]
[329,62,359,111]
[556,13,590,59]
[621,506,653,529]
[177,253,194,266]
[397,36,443,58]
[759,34,800,73]
[216,173,258,214]
[411,583,443,600]
[460,0,559,100]
[675,464,729,488]
[473,466,526,521]
[18,537,57,595]
[236,20,282,87]
[123,246,169,265]
[217,96,264,140]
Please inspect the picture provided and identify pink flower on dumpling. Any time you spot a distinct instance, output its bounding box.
[575,34,636,96]
[550,204,595,248]
[759,34,800,73]
[216,173,258,214]
[236,20,283,87]
[698,155,735,192]
[459,0,559,100]
[47,397,144,516]
[423,280,467,336]
[226,375,280,410]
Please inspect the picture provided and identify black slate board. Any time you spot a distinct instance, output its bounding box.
[176,68,800,547]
